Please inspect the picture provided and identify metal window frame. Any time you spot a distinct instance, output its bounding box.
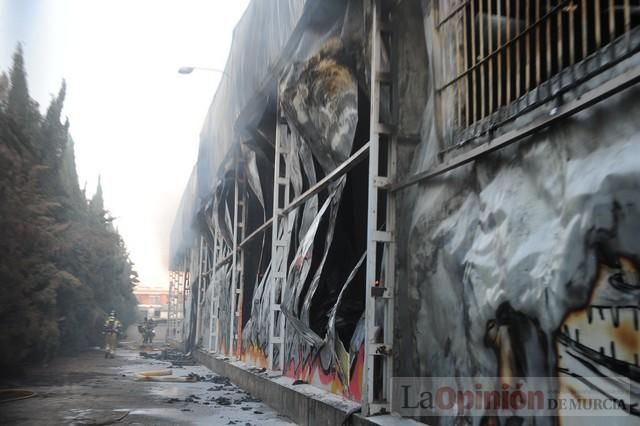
[391,63,640,192]
[435,0,639,146]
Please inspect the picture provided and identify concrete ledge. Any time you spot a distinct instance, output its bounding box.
[193,350,423,426]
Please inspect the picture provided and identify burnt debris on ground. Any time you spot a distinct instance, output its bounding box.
[139,349,196,366]
[163,376,262,407]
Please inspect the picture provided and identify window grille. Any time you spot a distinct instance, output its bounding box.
[435,0,640,147]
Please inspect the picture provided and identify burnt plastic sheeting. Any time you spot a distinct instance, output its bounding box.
[169,0,374,269]
[223,200,233,249]
[169,166,199,269]
[199,279,215,346]
[170,0,306,267]
[242,262,271,353]
[242,144,265,209]
[243,186,336,359]
[300,178,346,325]
[287,130,304,200]
[183,1,373,379]
[349,315,364,368]
[275,6,364,379]
[280,39,359,175]
[243,207,299,356]
[279,16,361,323]
[280,303,324,348]
[283,193,334,317]
[297,132,318,243]
[240,150,269,313]
[185,276,200,353]
[282,189,340,374]
[196,0,306,202]
[325,252,366,385]
[211,178,234,250]
[204,208,216,241]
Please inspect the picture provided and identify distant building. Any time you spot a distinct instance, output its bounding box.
[133,287,169,320]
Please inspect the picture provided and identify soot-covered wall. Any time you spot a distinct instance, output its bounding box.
[395,5,640,423]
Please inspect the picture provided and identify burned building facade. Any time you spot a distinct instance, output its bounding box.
[168,0,640,424]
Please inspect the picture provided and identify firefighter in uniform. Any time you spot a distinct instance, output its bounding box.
[103,310,122,358]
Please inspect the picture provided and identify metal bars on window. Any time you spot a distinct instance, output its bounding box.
[436,0,640,146]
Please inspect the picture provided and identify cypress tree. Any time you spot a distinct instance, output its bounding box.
[0,72,9,108]
[7,44,37,130]
[0,46,137,369]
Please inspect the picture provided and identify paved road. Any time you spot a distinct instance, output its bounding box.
[1,342,295,425]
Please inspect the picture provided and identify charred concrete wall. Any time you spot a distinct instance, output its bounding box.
[394,4,640,424]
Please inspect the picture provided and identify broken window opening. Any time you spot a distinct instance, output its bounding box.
[306,88,369,341]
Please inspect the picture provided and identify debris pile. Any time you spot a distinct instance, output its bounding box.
[139,349,195,366]
[162,375,263,407]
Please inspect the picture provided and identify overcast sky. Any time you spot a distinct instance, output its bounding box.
[0,0,249,288]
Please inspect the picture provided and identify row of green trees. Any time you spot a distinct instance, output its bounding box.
[0,45,138,372]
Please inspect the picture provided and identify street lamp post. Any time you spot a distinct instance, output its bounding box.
[178,66,230,79]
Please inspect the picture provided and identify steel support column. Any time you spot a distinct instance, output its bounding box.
[229,151,247,359]
[268,113,290,373]
[364,0,397,416]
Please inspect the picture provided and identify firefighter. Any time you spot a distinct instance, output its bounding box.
[139,317,149,344]
[103,310,122,358]
[144,317,156,344]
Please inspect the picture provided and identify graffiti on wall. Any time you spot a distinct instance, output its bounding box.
[556,254,639,420]
[483,255,639,423]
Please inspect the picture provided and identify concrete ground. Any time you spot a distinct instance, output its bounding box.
[0,328,295,425]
